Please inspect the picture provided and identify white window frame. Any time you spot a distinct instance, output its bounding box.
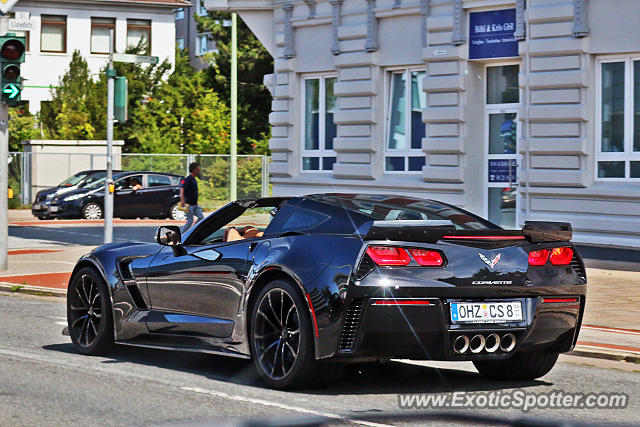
[595,55,640,182]
[196,34,208,56]
[383,67,427,174]
[300,74,338,173]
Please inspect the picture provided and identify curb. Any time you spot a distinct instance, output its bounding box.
[0,283,66,298]
[570,348,640,364]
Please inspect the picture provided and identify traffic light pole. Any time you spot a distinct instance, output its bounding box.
[0,15,9,271]
[229,13,238,201]
[104,28,115,244]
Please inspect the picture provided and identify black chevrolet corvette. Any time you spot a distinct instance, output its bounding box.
[66,194,587,389]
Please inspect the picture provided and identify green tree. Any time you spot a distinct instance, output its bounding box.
[9,105,39,151]
[39,51,102,140]
[196,9,273,154]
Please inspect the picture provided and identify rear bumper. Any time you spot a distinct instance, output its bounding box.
[332,286,585,361]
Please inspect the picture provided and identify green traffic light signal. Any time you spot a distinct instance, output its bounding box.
[0,35,25,105]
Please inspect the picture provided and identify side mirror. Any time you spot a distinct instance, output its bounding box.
[155,226,186,256]
[155,226,181,246]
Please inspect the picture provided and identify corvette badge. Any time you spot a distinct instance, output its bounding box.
[479,253,501,270]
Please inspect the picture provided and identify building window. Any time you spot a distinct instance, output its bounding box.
[41,15,66,53]
[196,35,208,56]
[597,57,640,180]
[198,1,208,16]
[127,19,151,54]
[302,76,337,172]
[90,18,115,54]
[175,8,184,20]
[385,69,426,172]
[177,38,185,50]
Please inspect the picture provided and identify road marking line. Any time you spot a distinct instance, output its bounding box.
[48,316,67,320]
[0,348,393,427]
[181,386,392,427]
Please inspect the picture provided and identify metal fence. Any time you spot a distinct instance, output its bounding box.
[9,152,270,209]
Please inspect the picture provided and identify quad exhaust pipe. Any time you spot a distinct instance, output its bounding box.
[452,333,516,355]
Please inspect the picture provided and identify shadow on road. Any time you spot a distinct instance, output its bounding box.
[42,342,548,395]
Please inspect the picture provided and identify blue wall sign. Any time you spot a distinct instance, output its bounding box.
[469,9,518,60]
[488,159,518,183]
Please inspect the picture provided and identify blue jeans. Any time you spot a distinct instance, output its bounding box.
[182,205,204,234]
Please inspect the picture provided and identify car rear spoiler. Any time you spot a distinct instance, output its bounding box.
[357,220,456,243]
[357,220,572,244]
[522,221,572,243]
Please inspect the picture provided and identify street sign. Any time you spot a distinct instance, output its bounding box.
[112,53,159,64]
[8,19,34,31]
[2,83,19,99]
[0,0,20,15]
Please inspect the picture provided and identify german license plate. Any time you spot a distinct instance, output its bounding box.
[33,204,41,210]
[450,301,523,323]
[49,206,59,212]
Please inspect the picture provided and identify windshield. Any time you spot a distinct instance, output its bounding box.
[307,194,500,230]
[84,177,107,190]
[80,172,107,187]
[58,173,89,187]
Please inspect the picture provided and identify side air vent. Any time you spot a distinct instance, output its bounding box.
[126,284,148,310]
[118,259,148,310]
[355,254,376,280]
[339,299,365,352]
[570,255,586,279]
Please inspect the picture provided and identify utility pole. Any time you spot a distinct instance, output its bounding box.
[229,12,238,201]
[0,14,8,270]
[104,28,115,243]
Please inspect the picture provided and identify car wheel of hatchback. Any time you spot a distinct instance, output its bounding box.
[82,203,103,220]
[169,203,186,221]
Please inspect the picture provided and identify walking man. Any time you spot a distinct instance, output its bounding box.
[180,162,204,234]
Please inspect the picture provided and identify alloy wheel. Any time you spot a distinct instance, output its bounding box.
[171,204,186,221]
[83,204,102,220]
[253,288,301,380]
[68,274,102,348]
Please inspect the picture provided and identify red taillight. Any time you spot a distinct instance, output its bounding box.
[408,249,444,266]
[543,297,579,303]
[528,249,549,266]
[372,299,432,306]
[366,246,411,266]
[549,247,574,265]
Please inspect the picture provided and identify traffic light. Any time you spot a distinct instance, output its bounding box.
[0,35,26,105]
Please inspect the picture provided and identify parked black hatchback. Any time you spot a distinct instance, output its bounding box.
[32,170,118,219]
[47,171,185,220]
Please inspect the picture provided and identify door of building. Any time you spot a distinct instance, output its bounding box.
[484,64,520,229]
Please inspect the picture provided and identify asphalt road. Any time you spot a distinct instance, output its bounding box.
[9,224,160,248]
[1,293,638,427]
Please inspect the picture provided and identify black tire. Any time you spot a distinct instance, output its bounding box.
[67,267,114,355]
[473,351,559,381]
[36,216,50,220]
[82,203,103,220]
[249,279,342,389]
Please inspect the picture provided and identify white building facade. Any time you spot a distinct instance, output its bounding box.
[14,0,188,114]
[205,0,640,248]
